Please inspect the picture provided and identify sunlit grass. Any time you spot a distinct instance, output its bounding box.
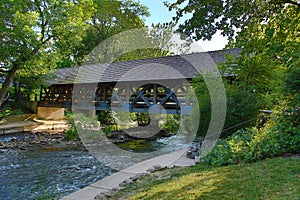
[112,157,300,200]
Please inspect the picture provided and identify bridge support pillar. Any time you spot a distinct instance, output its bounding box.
[37,107,65,120]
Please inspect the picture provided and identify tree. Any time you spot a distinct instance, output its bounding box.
[0,0,96,105]
[70,0,150,66]
[166,0,300,40]
[167,0,299,136]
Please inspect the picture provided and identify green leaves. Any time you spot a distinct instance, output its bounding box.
[0,0,96,103]
[70,0,150,65]
[168,0,300,41]
[0,0,151,102]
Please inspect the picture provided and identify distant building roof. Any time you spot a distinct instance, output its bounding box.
[47,48,241,85]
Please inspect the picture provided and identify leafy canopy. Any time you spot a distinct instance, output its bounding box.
[166,0,300,40]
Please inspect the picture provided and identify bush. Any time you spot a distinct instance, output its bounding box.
[204,104,300,166]
[161,114,180,133]
[0,104,24,118]
[65,112,100,140]
[65,112,80,140]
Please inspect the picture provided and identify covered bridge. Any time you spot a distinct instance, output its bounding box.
[37,48,240,119]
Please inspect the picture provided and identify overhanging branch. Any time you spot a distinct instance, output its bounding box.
[284,0,300,7]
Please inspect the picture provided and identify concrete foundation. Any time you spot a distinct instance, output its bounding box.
[37,107,65,120]
[26,101,38,113]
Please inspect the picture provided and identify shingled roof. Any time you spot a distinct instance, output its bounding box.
[48,48,241,85]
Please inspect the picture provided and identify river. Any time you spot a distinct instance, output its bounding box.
[0,149,116,200]
[0,133,191,199]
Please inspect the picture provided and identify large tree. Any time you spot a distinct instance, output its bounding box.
[167,0,300,136]
[69,0,150,66]
[0,0,95,104]
[0,0,151,104]
[166,0,300,40]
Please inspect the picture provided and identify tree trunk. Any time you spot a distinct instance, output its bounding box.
[0,65,19,105]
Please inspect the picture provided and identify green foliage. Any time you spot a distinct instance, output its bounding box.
[188,4,299,140]
[191,74,261,138]
[0,0,96,102]
[131,112,151,126]
[204,104,300,166]
[97,111,115,126]
[0,0,150,102]
[65,112,79,140]
[96,111,122,135]
[285,65,300,103]
[161,114,180,133]
[190,76,210,137]
[223,87,261,135]
[102,124,121,136]
[167,0,300,41]
[34,188,55,200]
[65,111,100,140]
[71,0,150,65]
[0,103,25,118]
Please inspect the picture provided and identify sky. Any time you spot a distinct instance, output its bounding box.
[139,0,228,52]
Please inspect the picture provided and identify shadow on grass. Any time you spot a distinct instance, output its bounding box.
[112,157,300,200]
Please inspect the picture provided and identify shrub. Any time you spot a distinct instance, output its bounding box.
[161,114,180,133]
[65,112,80,140]
[0,104,24,118]
[65,112,100,140]
[204,104,300,166]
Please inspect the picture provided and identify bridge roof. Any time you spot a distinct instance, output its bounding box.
[48,48,241,85]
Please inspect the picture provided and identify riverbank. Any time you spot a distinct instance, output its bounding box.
[62,148,196,200]
[108,155,300,200]
[0,114,82,151]
[0,131,85,151]
[0,115,69,135]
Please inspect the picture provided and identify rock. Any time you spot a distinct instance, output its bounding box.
[130,173,145,181]
[94,194,107,200]
[119,179,132,187]
[147,167,155,173]
[34,134,39,141]
[147,164,162,173]
[39,136,46,141]
[195,156,201,163]
[153,164,162,170]
[101,191,113,197]
[111,187,119,192]
[186,138,203,160]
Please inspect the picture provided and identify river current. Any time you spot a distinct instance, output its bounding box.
[0,149,116,199]
[0,134,191,199]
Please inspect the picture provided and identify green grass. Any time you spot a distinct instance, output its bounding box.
[112,157,300,200]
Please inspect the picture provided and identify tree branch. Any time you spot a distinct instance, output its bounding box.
[284,0,300,7]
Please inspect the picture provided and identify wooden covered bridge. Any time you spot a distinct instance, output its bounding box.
[37,48,240,119]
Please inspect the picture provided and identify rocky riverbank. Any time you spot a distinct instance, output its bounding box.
[0,129,176,152]
[0,131,85,151]
[107,126,176,144]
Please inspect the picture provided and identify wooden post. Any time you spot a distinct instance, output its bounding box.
[126,84,130,104]
[153,84,157,104]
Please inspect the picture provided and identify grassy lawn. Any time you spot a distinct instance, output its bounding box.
[112,157,300,200]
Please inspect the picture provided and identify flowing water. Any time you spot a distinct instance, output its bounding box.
[0,149,116,200]
[0,134,191,199]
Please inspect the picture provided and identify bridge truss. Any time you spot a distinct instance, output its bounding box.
[39,79,195,115]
